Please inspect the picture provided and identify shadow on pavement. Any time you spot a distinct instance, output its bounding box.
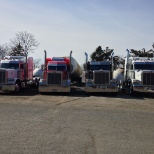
[0,88,39,96]
[0,86,153,99]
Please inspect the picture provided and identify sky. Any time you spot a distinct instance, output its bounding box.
[0,0,154,65]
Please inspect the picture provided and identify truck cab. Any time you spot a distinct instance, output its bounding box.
[85,53,118,95]
[0,56,25,92]
[121,49,154,94]
[39,53,71,93]
[0,55,38,92]
[46,58,70,85]
[39,50,83,93]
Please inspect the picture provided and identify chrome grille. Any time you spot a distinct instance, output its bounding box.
[47,73,61,84]
[0,70,6,83]
[94,72,110,85]
[143,72,154,85]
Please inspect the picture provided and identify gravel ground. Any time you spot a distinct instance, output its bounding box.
[0,88,154,154]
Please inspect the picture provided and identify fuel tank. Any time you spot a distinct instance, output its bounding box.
[33,68,43,78]
[69,57,83,78]
[113,68,124,81]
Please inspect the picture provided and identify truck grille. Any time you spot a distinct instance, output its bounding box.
[142,72,154,85]
[0,70,6,83]
[47,73,62,85]
[94,72,110,85]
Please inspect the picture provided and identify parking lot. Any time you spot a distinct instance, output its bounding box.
[0,88,154,154]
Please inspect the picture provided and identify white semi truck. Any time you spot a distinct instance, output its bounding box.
[119,49,154,95]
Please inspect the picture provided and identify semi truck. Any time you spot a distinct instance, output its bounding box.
[39,50,82,93]
[84,52,118,95]
[119,49,154,95]
[0,53,39,93]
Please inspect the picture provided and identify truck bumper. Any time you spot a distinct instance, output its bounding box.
[0,84,15,92]
[133,85,154,93]
[39,84,71,93]
[85,85,118,93]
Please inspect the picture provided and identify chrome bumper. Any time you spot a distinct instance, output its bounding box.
[0,84,15,92]
[39,83,71,93]
[133,85,154,93]
[85,84,118,93]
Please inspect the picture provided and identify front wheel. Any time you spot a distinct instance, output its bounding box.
[34,79,39,89]
[15,81,21,93]
[129,83,135,96]
[32,79,39,89]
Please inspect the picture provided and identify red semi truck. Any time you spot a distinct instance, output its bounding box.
[39,50,82,93]
[0,53,39,93]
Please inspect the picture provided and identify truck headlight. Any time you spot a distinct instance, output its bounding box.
[41,79,46,83]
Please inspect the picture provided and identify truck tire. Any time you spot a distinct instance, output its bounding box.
[15,81,21,93]
[34,79,39,89]
[129,82,135,96]
[78,77,82,84]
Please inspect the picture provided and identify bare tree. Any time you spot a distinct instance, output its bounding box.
[10,31,39,55]
[34,58,42,69]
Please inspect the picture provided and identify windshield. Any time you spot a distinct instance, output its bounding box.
[134,64,154,70]
[1,63,19,69]
[48,65,66,71]
[90,65,110,70]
